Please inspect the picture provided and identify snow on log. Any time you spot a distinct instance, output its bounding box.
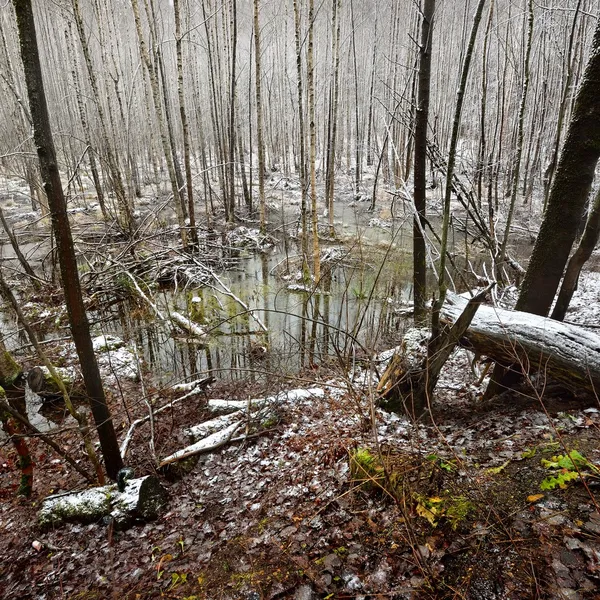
[207,387,325,411]
[170,312,206,337]
[159,421,244,467]
[159,388,325,467]
[185,412,243,440]
[171,377,214,393]
[440,292,600,394]
[38,476,168,529]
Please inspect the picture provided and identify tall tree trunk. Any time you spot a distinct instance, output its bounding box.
[350,0,361,197]
[516,16,600,317]
[64,22,108,222]
[293,0,309,274]
[412,0,435,325]
[228,0,238,221]
[551,186,600,322]
[253,0,266,233]
[174,0,198,246]
[307,0,320,280]
[496,0,533,280]
[543,0,583,209]
[130,0,187,246]
[434,0,487,334]
[325,0,341,237]
[70,0,133,234]
[365,11,378,168]
[13,0,123,480]
[157,46,187,220]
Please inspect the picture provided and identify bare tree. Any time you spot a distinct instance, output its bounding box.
[174,0,198,246]
[413,0,435,325]
[12,0,124,481]
[253,0,266,232]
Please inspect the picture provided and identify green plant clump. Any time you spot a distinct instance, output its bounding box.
[540,449,600,490]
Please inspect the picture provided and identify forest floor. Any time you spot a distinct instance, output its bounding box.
[0,174,600,599]
[1,277,600,600]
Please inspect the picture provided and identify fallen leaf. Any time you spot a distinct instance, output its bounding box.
[527,494,544,503]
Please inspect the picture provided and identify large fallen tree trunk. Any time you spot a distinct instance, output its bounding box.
[440,293,600,395]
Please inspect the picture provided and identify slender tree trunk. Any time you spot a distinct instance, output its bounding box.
[496,0,533,280]
[174,0,198,246]
[13,0,123,480]
[325,0,341,237]
[435,0,487,335]
[366,12,378,168]
[157,46,187,220]
[71,0,133,234]
[350,0,361,197]
[130,0,187,245]
[253,0,266,233]
[476,0,494,207]
[413,0,435,325]
[293,0,309,273]
[228,0,238,221]
[64,23,108,221]
[543,0,583,209]
[307,0,320,280]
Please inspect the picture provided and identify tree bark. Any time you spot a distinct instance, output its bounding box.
[413,0,435,325]
[174,0,198,246]
[253,0,266,233]
[130,0,187,246]
[551,187,600,321]
[293,0,309,273]
[441,293,600,398]
[13,0,123,480]
[516,16,600,317]
[435,0,487,334]
[307,0,320,281]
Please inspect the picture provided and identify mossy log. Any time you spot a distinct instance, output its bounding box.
[440,292,600,395]
[38,475,168,529]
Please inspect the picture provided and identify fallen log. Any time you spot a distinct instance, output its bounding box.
[440,293,600,395]
[38,475,168,529]
[159,388,325,468]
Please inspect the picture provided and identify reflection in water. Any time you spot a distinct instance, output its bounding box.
[69,237,413,386]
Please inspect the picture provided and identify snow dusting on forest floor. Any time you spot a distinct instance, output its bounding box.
[1,274,600,598]
[0,175,599,598]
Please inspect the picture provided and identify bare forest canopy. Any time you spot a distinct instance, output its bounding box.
[0,0,598,217]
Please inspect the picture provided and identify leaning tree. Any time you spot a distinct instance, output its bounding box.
[12,0,123,480]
